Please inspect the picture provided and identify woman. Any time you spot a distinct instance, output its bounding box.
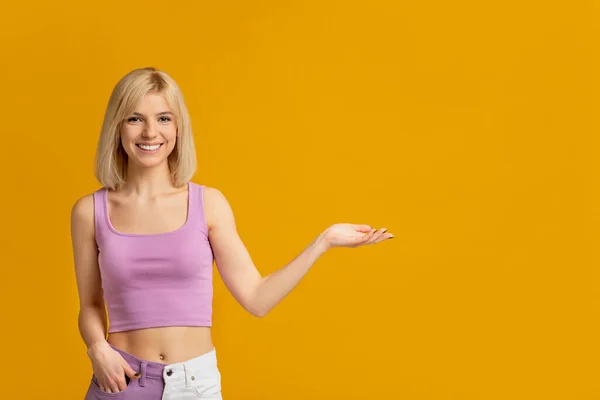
[71,67,393,400]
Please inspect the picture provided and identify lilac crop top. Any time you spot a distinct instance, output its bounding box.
[93,182,214,333]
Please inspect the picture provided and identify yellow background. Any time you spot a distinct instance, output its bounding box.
[0,1,597,399]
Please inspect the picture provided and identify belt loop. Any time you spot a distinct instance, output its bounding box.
[139,361,148,387]
[183,363,191,388]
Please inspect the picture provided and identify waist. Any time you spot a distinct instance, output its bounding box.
[108,326,213,364]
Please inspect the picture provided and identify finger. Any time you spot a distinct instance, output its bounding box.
[364,228,386,244]
[370,229,392,244]
[358,229,377,243]
[353,229,377,247]
[124,364,140,379]
[373,232,394,243]
[374,235,393,243]
[109,379,121,393]
[115,373,129,391]
[97,379,110,393]
[354,225,372,233]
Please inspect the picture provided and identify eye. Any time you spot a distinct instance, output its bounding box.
[127,116,142,123]
[158,116,172,122]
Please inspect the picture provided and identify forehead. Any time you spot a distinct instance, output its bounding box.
[135,92,172,111]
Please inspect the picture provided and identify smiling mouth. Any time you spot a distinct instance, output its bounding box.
[136,143,163,151]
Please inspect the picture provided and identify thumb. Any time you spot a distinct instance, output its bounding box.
[123,363,140,379]
[354,224,372,233]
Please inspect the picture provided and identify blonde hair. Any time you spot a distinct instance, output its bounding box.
[94,67,197,189]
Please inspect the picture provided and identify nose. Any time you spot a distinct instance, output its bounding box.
[141,121,158,138]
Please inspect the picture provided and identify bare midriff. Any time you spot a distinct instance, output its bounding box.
[108,326,214,364]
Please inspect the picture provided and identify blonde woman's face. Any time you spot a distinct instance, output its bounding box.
[120,92,177,169]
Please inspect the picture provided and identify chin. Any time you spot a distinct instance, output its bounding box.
[132,157,169,169]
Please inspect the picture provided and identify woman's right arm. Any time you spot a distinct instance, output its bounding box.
[71,194,138,393]
[71,195,109,353]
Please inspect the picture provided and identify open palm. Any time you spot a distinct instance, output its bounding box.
[322,223,394,249]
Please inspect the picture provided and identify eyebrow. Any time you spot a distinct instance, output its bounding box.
[132,111,174,116]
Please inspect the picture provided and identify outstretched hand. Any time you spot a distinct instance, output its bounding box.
[321,224,394,249]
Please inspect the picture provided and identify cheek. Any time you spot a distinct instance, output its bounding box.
[169,125,178,138]
[165,126,178,142]
[120,126,138,143]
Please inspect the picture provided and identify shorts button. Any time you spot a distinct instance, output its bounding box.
[166,369,173,376]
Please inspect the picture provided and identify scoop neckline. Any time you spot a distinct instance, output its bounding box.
[103,182,193,237]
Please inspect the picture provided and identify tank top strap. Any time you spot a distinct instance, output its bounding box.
[190,182,208,235]
[93,187,110,240]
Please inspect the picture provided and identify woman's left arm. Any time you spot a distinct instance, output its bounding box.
[204,187,393,317]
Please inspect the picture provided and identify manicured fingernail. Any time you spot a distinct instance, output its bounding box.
[134,373,140,377]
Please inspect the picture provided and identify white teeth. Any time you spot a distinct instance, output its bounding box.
[138,144,161,151]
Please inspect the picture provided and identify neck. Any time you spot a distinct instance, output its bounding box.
[122,161,175,196]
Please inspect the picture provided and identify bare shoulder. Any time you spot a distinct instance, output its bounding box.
[202,186,227,204]
[202,186,235,230]
[71,193,95,231]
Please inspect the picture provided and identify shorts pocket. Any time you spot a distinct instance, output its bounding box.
[192,369,222,398]
[90,374,132,397]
